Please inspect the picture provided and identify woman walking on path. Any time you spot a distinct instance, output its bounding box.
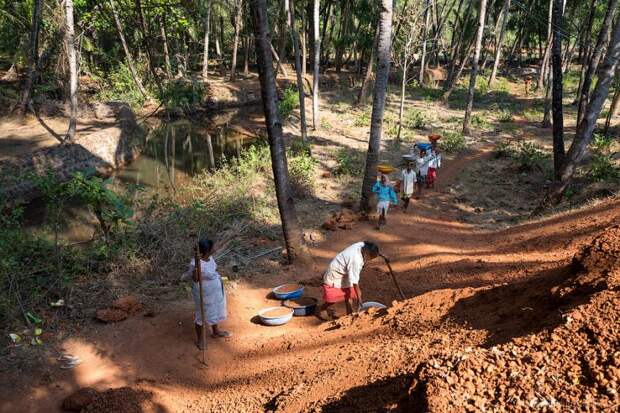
[372,174,398,229]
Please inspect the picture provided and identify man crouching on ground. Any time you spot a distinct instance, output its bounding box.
[317,241,380,320]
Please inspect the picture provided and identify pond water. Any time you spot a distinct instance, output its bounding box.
[23,109,261,242]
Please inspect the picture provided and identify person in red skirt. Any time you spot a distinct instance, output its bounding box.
[317,242,380,320]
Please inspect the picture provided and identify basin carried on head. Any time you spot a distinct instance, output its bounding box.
[284,297,318,316]
[272,283,304,300]
[258,307,294,326]
[360,301,387,311]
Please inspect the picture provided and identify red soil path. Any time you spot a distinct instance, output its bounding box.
[1,146,618,413]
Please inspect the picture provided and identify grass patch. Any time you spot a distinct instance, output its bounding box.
[440,131,467,153]
[334,147,365,176]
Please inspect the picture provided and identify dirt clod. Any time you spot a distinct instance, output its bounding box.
[62,387,98,411]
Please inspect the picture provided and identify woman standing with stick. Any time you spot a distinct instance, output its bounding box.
[181,235,235,351]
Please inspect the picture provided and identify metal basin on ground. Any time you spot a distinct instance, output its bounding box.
[272,283,304,300]
[284,297,318,316]
[258,307,294,326]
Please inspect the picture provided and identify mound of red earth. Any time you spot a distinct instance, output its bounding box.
[95,295,142,323]
[405,225,620,412]
[63,387,160,412]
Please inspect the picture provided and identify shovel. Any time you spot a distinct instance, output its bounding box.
[379,254,406,300]
[194,244,208,366]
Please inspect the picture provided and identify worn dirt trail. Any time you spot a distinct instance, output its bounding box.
[2,145,619,413]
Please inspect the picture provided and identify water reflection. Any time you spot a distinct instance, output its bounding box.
[115,119,255,191]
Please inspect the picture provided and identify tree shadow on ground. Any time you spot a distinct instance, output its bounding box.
[311,373,413,412]
[442,261,594,348]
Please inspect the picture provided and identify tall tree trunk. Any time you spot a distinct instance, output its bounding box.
[537,0,553,91]
[109,0,148,97]
[300,6,307,77]
[398,24,415,141]
[462,0,488,135]
[202,0,212,79]
[443,38,474,101]
[64,0,78,142]
[320,0,333,64]
[444,0,473,93]
[230,0,243,81]
[550,0,565,179]
[17,0,43,115]
[249,0,310,264]
[288,0,308,142]
[360,0,393,212]
[573,0,597,106]
[335,0,351,73]
[160,16,172,79]
[576,0,618,125]
[604,82,620,136]
[271,42,289,77]
[419,0,431,84]
[312,0,320,130]
[244,36,251,74]
[135,0,163,95]
[489,0,510,86]
[539,15,620,209]
[278,0,289,64]
[357,29,378,106]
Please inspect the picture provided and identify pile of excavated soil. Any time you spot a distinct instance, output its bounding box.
[81,387,160,413]
[405,225,620,412]
[95,295,142,323]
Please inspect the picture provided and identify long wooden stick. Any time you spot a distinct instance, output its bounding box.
[380,254,406,300]
[195,245,207,365]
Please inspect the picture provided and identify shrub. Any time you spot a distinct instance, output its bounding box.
[404,109,428,129]
[493,77,510,93]
[353,109,371,127]
[589,134,619,182]
[471,113,489,128]
[589,154,619,182]
[288,151,317,198]
[160,79,204,114]
[522,107,543,122]
[494,141,513,158]
[278,87,299,120]
[95,63,147,108]
[512,141,550,172]
[498,109,513,123]
[440,131,466,153]
[334,148,365,176]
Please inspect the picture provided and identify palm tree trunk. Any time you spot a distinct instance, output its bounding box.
[312,0,320,130]
[462,0,488,136]
[160,16,172,78]
[489,0,510,86]
[444,0,473,93]
[538,15,620,210]
[398,24,415,141]
[249,0,310,264]
[360,0,393,212]
[17,0,42,115]
[202,0,212,79]
[244,36,251,74]
[288,0,308,142]
[537,0,553,91]
[419,0,430,84]
[357,29,378,107]
[550,0,565,179]
[64,0,78,142]
[603,81,620,136]
[109,0,148,97]
[300,6,307,77]
[230,0,243,81]
[576,0,618,125]
[573,0,596,106]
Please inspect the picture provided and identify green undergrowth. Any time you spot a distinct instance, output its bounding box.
[0,141,317,342]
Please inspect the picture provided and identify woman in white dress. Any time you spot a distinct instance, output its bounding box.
[181,237,233,349]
